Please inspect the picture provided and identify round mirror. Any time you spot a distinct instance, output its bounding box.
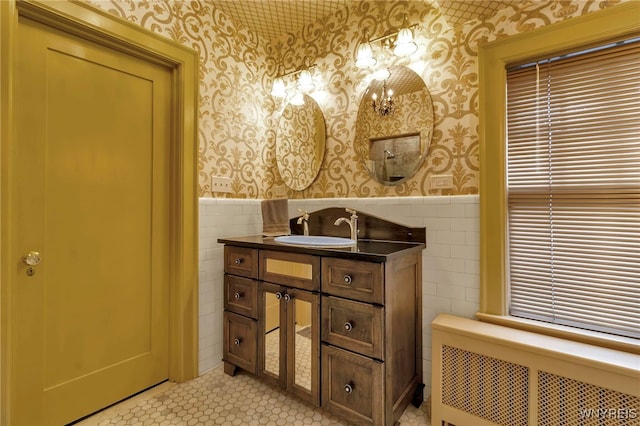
[276,95,326,191]
[355,66,434,185]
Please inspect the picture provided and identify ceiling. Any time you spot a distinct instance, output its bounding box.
[211,0,522,43]
[435,0,521,29]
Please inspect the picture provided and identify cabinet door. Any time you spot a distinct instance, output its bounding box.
[286,288,320,406]
[259,282,320,407]
[259,282,286,388]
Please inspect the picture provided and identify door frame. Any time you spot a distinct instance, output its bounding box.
[0,1,199,423]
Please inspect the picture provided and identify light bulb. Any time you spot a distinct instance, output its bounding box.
[393,27,418,57]
[297,69,315,93]
[355,41,377,69]
[271,77,286,98]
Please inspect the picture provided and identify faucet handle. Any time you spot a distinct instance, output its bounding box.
[297,208,310,219]
[345,208,357,216]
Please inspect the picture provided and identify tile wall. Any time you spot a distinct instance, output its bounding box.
[198,195,480,399]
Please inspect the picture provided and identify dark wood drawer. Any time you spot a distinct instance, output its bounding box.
[259,250,320,291]
[321,296,384,360]
[224,246,258,278]
[223,311,257,374]
[321,258,383,304]
[321,344,383,425]
[224,275,258,319]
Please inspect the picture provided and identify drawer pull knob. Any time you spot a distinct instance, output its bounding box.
[344,322,353,331]
[344,384,353,394]
[275,292,283,300]
[283,293,291,302]
[343,275,352,284]
[233,338,241,346]
[234,257,243,265]
[234,292,242,300]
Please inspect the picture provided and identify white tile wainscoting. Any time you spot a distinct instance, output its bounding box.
[198,195,480,399]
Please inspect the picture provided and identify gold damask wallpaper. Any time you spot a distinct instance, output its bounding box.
[90,0,623,198]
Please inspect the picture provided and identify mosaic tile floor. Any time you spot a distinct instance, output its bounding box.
[77,365,431,425]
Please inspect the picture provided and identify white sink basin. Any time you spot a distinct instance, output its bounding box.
[274,235,356,247]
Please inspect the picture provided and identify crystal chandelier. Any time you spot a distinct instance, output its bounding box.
[372,80,395,117]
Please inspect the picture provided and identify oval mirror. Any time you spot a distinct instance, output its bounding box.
[276,95,326,191]
[355,66,434,185]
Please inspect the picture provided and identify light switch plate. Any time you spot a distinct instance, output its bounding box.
[211,176,232,193]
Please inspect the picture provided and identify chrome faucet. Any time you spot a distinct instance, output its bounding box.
[334,208,358,241]
[297,209,310,236]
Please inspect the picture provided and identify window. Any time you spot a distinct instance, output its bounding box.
[478,1,640,348]
[505,39,640,339]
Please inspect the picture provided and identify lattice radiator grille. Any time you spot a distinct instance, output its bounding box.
[538,371,640,426]
[432,314,639,426]
[441,345,529,426]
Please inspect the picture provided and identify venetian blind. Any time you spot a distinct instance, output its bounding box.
[505,39,640,339]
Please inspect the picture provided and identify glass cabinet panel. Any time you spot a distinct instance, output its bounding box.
[261,282,283,384]
[293,298,312,391]
[287,289,319,405]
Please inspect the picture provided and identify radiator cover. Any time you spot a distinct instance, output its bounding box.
[432,314,640,426]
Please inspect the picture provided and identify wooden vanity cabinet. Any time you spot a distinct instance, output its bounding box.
[221,229,424,425]
[321,253,423,426]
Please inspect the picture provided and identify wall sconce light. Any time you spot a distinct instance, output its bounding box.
[355,14,419,70]
[372,79,395,117]
[355,30,377,69]
[271,57,319,104]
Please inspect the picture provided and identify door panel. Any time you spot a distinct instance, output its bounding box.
[14,16,171,425]
[287,288,320,406]
[260,281,284,386]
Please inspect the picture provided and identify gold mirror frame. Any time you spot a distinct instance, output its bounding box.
[275,95,326,191]
[355,66,434,185]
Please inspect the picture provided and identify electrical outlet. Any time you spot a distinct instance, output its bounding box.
[431,174,453,189]
[211,176,232,193]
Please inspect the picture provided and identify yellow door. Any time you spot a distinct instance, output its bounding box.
[13,15,171,425]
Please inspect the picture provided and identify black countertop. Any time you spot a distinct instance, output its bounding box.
[218,235,425,262]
